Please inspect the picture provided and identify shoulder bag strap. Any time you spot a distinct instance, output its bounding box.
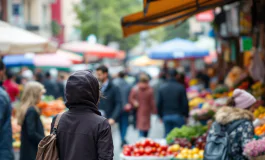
[226,119,247,134]
[52,112,64,133]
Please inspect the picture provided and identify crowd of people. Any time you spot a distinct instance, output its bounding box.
[0,57,259,160]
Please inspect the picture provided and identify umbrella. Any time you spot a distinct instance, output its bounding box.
[3,52,73,68]
[0,20,57,54]
[129,55,163,66]
[61,41,122,58]
[34,54,73,68]
[148,38,209,60]
[3,54,34,67]
[51,50,83,64]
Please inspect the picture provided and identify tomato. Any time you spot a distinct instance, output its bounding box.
[123,145,133,152]
[155,143,160,148]
[144,139,151,146]
[135,142,142,148]
[123,150,131,156]
[138,147,144,155]
[144,147,152,155]
[134,153,140,157]
[134,148,139,154]
[157,147,162,153]
[151,147,157,153]
[149,141,155,147]
[161,145,168,151]
[160,151,166,157]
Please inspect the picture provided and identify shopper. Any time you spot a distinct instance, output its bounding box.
[43,71,59,98]
[206,89,256,160]
[56,74,65,100]
[3,70,20,102]
[129,73,156,137]
[51,70,114,159]
[0,60,14,160]
[157,69,189,136]
[17,81,46,160]
[96,65,121,125]
[113,71,131,147]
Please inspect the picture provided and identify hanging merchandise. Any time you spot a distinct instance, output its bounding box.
[244,51,252,67]
[240,37,253,52]
[230,40,236,62]
[249,49,265,82]
[239,1,252,35]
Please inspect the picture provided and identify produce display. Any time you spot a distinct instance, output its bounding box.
[252,82,264,98]
[166,125,208,144]
[168,138,191,149]
[188,97,205,109]
[244,138,265,159]
[122,139,172,158]
[194,133,207,150]
[254,106,265,119]
[174,148,204,159]
[254,124,265,136]
[190,106,216,122]
[12,117,21,150]
[37,99,66,117]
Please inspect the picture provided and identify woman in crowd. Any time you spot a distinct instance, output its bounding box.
[17,81,45,160]
[129,73,156,137]
[206,89,256,159]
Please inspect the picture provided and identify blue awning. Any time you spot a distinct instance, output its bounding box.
[148,38,209,60]
[3,55,34,67]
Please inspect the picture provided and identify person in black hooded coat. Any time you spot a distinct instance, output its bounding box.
[51,70,114,160]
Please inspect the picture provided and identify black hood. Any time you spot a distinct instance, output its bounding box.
[65,70,101,115]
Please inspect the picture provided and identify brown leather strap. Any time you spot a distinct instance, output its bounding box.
[54,112,64,129]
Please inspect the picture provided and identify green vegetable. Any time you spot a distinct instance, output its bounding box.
[166,125,208,144]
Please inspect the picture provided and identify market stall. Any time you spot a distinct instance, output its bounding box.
[3,50,79,70]
[61,41,125,59]
[0,20,56,54]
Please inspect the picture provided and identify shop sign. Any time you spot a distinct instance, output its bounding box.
[196,10,214,22]
[240,36,253,52]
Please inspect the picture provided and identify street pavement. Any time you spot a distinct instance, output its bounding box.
[113,115,164,160]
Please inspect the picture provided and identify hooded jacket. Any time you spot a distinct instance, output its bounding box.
[51,71,114,160]
[0,84,14,160]
[207,107,254,160]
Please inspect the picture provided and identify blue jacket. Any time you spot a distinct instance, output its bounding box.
[0,84,14,160]
[157,79,189,118]
[113,78,131,109]
[98,80,121,121]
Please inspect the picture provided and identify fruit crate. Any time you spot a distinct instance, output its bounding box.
[120,154,173,160]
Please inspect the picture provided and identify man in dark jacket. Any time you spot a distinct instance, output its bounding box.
[96,65,121,125]
[0,60,14,160]
[51,70,114,160]
[43,71,59,98]
[157,69,189,136]
[113,71,131,146]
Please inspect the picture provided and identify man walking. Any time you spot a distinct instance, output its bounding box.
[43,71,59,98]
[113,71,131,146]
[0,60,14,160]
[96,65,121,125]
[157,69,189,135]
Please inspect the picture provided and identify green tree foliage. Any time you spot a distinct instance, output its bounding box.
[74,0,142,51]
[162,21,190,42]
[74,0,190,51]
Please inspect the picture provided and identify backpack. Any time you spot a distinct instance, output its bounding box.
[204,119,247,160]
[36,113,64,160]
